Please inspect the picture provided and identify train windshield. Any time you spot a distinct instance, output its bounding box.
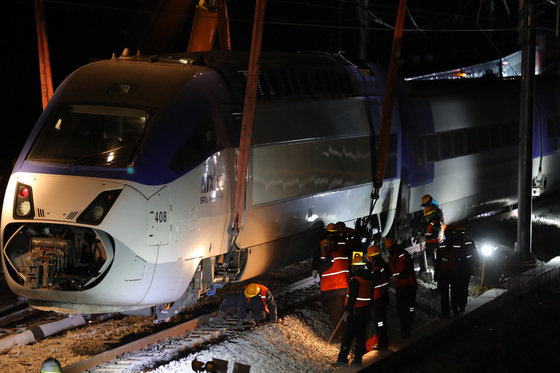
[28,105,149,167]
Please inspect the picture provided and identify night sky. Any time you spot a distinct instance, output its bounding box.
[1,0,557,164]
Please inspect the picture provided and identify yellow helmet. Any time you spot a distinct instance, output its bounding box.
[41,358,62,373]
[326,223,338,233]
[384,237,396,249]
[352,254,366,265]
[366,245,381,257]
[421,194,433,207]
[244,283,260,298]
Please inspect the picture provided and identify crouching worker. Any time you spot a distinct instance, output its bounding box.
[236,283,277,328]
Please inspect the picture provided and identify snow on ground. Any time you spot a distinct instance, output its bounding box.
[143,280,442,373]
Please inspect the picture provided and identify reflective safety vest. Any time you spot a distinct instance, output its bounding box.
[437,243,460,272]
[426,218,445,244]
[320,242,350,292]
[345,276,373,309]
[388,250,416,287]
[372,265,390,300]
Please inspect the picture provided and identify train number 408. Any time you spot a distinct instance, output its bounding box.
[154,211,167,223]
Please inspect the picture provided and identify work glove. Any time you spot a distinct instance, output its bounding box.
[312,269,319,278]
[418,236,426,244]
[343,311,350,323]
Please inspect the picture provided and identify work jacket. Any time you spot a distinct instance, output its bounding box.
[344,269,374,311]
[436,241,460,273]
[370,259,391,300]
[388,246,417,287]
[319,242,350,292]
[425,217,445,244]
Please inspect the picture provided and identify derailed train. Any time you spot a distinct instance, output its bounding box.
[2,50,560,316]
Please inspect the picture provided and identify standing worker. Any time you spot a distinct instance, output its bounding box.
[312,223,350,330]
[336,221,356,251]
[435,226,462,317]
[366,245,391,350]
[419,201,445,277]
[235,283,277,328]
[449,223,479,314]
[336,254,373,367]
[385,237,417,338]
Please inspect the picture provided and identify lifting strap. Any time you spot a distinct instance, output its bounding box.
[368,0,407,225]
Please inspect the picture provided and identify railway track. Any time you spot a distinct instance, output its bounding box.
[63,276,321,373]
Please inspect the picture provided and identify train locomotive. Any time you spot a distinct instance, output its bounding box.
[2,49,560,317]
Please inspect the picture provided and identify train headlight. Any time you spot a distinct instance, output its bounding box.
[77,189,122,225]
[13,183,34,219]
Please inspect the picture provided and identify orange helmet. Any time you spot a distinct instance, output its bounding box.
[446,222,464,235]
[352,254,366,266]
[421,194,433,207]
[366,245,381,257]
[326,223,338,233]
[244,283,260,298]
[384,237,396,249]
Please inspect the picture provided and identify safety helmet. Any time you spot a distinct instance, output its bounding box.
[421,194,433,207]
[335,221,346,234]
[41,358,62,373]
[326,223,338,233]
[446,222,464,235]
[423,206,435,217]
[244,283,261,298]
[352,254,366,266]
[384,237,396,249]
[366,245,381,257]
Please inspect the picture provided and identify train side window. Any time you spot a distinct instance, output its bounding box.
[465,127,478,154]
[416,136,427,164]
[384,134,398,179]
[453,129,467,157]
[425,133,440,162]
[502,122,518,146]
[547,115,560,138]
[168,119,218,173]
[478,127,490,152]
[489,125,501,148]
[440,132,453,159]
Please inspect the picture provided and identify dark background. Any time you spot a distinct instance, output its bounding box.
[2,0,559,164]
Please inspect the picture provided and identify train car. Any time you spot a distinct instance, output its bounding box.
[1,49,560,317]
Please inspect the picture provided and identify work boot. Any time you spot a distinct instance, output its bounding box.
[351,358,362,366]
[209,310,226,323]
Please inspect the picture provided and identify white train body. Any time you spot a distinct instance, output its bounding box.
[2,51,560,315]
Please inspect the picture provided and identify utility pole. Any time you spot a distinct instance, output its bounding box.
[516,0,536,264]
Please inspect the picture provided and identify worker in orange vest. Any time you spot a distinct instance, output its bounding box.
[366,245,391,350]
[312,223,350,329]
[419,202,445,276]
[386,237,417,338]
[235,283,277,328]
[336,254,373,367]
